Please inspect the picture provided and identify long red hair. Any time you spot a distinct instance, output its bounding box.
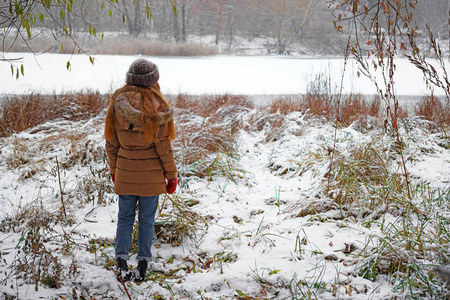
[105,83,175,143]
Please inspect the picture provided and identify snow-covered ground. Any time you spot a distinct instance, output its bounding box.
[0,104,449,299]
[0,54,449,299]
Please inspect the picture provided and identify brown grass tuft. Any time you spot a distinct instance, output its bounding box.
[267,96,302,115]
[255,93,383,135]
[302,94,334,119]
[338,94,381,126]
[172,94,251,179]
[174,94,254,117]
[415,95,450,128]
[0,90,107,137]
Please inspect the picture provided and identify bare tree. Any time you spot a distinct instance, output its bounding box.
[121,0,145,36]
[1,0,121,71]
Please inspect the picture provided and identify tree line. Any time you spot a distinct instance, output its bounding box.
[1,0,448,56]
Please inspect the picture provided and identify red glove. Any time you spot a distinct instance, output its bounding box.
[111,174,115,184]
[166,177,177,194]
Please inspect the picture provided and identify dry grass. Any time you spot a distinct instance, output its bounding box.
[262,93,383,125]
[91,38,218,56]
[415,95,450,128]
[302,94,335,120]
[1,205,67,289]
[266,96,302,115]
[4,35,219,56]
[172,94,253,169]
[174,93,254,118]
[338,94,381,125]
[254,93,384,141]
[0,91,107,137]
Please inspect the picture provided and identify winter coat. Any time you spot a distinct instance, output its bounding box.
[105,86,177,196]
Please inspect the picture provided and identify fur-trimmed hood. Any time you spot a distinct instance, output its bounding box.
[104,85,176,142]
[114,93,173,127]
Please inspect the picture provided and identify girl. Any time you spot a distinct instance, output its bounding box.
[105,59,177,282]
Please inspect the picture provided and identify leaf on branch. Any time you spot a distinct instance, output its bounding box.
[352,1,358,14]
[364,5,369,15]
[60,9,65,20]
[15,3,23,17]
[20,64,24,76]
[145,5,152,19]
[10,65,14,77]
[122,13,126,23]
[66,61,71,71]
[173,1,178,17]
[408,3,415,9]
[89,56,94,65]
[67,0,73,12]
[42,0,52,8]
[39,13,45,22]
[23,19,31,38]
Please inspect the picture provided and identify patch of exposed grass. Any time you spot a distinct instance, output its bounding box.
[155,193,207,246]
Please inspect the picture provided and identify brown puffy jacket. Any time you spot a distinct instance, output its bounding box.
[105,87,177,196]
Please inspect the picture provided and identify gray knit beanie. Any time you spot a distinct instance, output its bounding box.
[126,59,159,88]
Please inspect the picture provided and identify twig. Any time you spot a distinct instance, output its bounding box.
[55,156,67,219]
[326,35,351,193]
[118,276,132,300]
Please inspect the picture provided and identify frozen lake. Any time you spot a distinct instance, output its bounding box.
[0,53,446,98]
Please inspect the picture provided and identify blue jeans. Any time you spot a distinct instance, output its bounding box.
[115,195,159,261]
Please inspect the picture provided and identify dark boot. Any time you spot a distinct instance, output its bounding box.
[135,260,148,282]
[116,258,133,282]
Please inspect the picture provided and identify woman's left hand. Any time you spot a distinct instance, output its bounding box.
[166,177,177,194]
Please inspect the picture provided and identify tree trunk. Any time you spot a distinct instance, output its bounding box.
[134,0,141,36]
[181,0,187,42]
[122,2,134,35]
[215,0,223,45]
[277,0,286,53]
[173,3,180,42]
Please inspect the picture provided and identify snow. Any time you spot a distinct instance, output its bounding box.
[0,53,449,299]
[1,53,447,96]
